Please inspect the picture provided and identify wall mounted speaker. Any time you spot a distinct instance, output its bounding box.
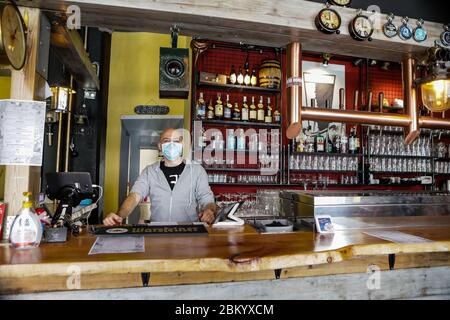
[159,47,189,99]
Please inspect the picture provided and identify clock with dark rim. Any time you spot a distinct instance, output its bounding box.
[413,19,427,43]
[383,14,398,38]
[441,24,450,47]
[349,12,374,41]
[328,0,352,7]
[398,17,413,40]
[315,7,342,35]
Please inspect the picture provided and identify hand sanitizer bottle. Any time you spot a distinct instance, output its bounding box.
[10,192,42,249]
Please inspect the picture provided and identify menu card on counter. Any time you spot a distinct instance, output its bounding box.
[364,230,432,244]
[88,236,145,255]
[0,99,46,166]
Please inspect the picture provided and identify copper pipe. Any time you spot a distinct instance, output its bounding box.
[353,90,359,110]
[55,112,63,172]
[64,76,74,172]
[301,106,450,129]
[286,42,302,139]
[403,57,420,145]
[302,107,411,127]
[339,88,345,110]
[419,117,450,130]
[378,92,384,114]
[367,91,373,112]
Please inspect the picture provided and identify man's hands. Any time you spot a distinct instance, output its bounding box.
[103,213,123,226]
[199,208,215,225]
[103,193,141,226]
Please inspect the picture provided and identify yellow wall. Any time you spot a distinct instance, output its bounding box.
[0,76,11,99]
[0,76,11,199]
[104,32,191,215]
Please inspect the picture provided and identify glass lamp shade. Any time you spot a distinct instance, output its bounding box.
[421,79,450,113]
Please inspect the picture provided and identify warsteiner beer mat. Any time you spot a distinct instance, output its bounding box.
[90,224,209,236]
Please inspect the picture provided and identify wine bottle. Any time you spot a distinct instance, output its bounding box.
[229,65,237,85]
[249,96,257,122]
[244,60,251,86]
[237,66,244,85]
[341,129,348,154]
[316,132,325,152]
[232,102,241,121]
[214,93,223,119]
[196,92,206,120]
[348,127,356,154]
[272,98,281,123]
[250,69,258,87]
[264,97,273,123]
[257,96,265,122]
[241,96,249,122]
[206,99,214,119]
[224,94,232,120]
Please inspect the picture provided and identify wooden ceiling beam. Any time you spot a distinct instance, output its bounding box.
[15,0,444,62]
[46,12,100,89]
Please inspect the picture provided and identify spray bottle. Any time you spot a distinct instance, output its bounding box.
[9,192,43,249]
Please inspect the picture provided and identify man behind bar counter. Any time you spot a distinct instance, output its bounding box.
[103,128,217,225]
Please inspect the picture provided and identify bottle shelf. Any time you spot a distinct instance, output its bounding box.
[205,167,279,172]
[197,80,281,94]
[291,152,362,157]
[194,148,278,154]
[371,171,433,175]
[290,169,361,173]
[199,119,281,128]
[368,154,432,159]
[210,183,280,186]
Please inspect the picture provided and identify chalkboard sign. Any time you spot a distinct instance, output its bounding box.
[134,105,170,115]
[91,224,208,236]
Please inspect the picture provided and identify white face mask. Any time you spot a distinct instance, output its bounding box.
[161,142,183,161]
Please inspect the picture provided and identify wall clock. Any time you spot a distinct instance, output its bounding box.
[0,3,27,70]
[349,10,374,41]
[315,5,342,35]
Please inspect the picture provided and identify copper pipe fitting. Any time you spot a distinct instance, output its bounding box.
[286,42,302,139]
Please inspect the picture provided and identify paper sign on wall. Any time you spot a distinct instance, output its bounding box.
[0,99,46,166]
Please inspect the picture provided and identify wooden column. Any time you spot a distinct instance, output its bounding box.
[3,8,43,223]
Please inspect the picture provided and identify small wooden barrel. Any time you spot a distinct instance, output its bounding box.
[258,59,281,89]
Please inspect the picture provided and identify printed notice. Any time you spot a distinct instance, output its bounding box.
[88,236,145,255]
[0,100,46,165]
[364,230,432,244]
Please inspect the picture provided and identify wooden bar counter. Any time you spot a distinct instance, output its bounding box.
[1,223,450,295]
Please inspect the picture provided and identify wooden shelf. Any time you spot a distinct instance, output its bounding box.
[290,169,360,173]
[369,154,431,159]
[210,183,280,186]
[371,171,433,175]
[292,152,362,157]
[197,80,280,94]
[200,119,281,128]
[205,167,279,172]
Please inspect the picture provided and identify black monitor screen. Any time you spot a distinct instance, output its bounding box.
[46,172,93,203]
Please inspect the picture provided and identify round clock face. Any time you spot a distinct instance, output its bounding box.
[441,30,450,46]
[399,25,412,40]
[413,27,427,42]
[1,4,27,70]
[329,0,352,6]
[353,16,373,38]
[319,9,341,30]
